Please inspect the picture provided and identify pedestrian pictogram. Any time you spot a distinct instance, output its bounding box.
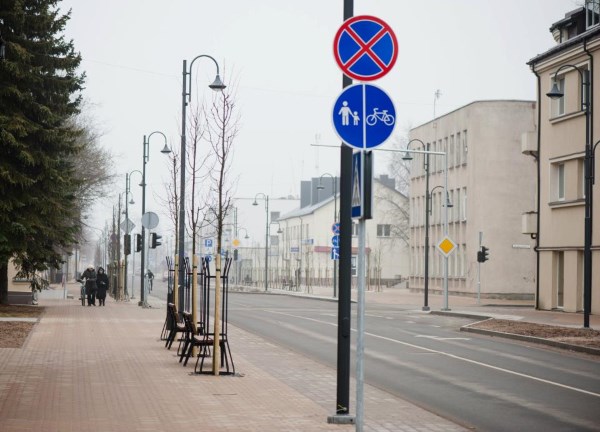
[333,15,398,81]
[332,83,395,150]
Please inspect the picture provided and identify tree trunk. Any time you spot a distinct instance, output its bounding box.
[0,257,9,305]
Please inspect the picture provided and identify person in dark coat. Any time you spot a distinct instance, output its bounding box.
[96,267,109,306]
[81,265,97,306]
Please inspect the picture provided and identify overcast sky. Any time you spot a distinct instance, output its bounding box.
[58,0,578,246]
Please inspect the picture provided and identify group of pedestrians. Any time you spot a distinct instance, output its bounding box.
[79,265,109,306]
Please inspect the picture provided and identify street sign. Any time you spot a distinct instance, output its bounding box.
[331,235,340,248]
[331,247,340,260]
[141,212,159,230]
[351,151,373,219]
[120,218,135,234]
[437,236,457,257]
[332,83,395,150]
[331,223,340,235]
[333,15,398,81]
[205,254,212,262]
[290,246,299,253]
[204,239,213,248]
[232,239,240,247]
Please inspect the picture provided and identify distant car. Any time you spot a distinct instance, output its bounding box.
[162,270,168,281]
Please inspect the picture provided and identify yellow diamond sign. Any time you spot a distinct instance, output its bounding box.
[437,236,456,257]
[232,239,241,247]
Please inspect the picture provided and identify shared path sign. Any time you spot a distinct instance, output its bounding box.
[332,83,395,150]
[333,15,398,81]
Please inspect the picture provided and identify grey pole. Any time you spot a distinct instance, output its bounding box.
[423,144,431,311]
[265,196,269,291]
[124,173,129,299]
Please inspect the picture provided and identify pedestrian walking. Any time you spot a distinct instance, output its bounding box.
[81,265,97,306]
[96,267,109,306]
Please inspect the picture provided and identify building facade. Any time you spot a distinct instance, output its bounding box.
[527,3,600,313]
[274,175,409,292]
[408,100,537,299]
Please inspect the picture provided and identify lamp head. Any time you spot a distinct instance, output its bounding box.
[277,228,283,234]
[546,81,564,99]
[244,234,249,239]
[252,200,258,206]
[129,198,135,205]
[402,151,413,161]
[209,74,226,91]
[160,144,171,154]
[317,183,324,190]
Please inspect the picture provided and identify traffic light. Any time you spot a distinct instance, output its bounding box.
[150,233,162,249]
[482,246,489,262]
[477,246,489,263]
[124,234,131,255]
[135,234,142,252]
[233,249,238,261]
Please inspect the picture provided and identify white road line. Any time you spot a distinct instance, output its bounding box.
[267,309,600,399]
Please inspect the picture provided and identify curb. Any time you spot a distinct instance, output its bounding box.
[460,322,600,356]
[430,310,491,320]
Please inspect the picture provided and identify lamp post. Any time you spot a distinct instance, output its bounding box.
[547,65,592,328]
[253,193,269,291]
[140,132,171,306]
[403,139,431,311]
[125,170,142,300]
[178,55,225,313]
[318,173,338,297]
[429,184,452,310]
[403,141,450,310]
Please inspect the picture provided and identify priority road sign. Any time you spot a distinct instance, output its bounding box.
[437,236,457,257]
[333,15,398,81]
[332,83,395,150]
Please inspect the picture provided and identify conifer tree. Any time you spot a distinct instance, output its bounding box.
[0,0,85,304]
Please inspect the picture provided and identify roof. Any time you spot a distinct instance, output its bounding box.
[277,178,406,222]
[527,25,600,66]
[411,100,535,131]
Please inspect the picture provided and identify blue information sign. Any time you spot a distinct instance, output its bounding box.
[332,84,395,150]
[331,247,340,261]
[331,235,340,248]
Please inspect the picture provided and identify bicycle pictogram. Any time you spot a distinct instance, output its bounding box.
[366,108,395,126]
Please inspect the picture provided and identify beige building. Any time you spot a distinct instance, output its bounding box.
[526,4,600,313]
[408,100,537,299]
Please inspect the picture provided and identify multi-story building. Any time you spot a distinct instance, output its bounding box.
[407,100,537,299]
[526,3,600,313]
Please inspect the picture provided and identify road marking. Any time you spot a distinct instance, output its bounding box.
[267,309,600,399]
[415,335,471,341]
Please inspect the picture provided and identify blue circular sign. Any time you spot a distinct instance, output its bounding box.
[332,83,396,149]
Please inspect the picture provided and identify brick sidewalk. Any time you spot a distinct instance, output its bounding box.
[0,285,467,432]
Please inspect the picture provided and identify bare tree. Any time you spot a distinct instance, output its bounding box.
[203,79,240,375]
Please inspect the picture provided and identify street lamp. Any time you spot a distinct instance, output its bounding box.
[125,170,142,300]
[318,173,338,297]
[253,193,269,291]
[403,141,451,310]
[140,132,171,306]
[0,33,5,60]
[178,55,225,313]
[546,64,592,328]
[403,139,431,311]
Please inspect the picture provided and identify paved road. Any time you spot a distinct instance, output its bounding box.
[225,293,600,432]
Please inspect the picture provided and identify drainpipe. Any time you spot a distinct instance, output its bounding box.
[532,67,541,310]
[583,38,594,314]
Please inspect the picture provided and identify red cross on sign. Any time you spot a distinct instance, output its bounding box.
[333,15,398,81]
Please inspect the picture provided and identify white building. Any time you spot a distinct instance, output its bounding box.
[272,175,409,292]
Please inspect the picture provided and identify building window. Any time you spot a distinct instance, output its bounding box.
[586,0,600,29]
[556,163,565,201]
[351,255,357,276]
[551,77,565,117]
[461,130,468,164]
[352,222,358,236]
[456,132,461,165]
[377,224,391,237]
[578,158,585,199]
[555,251,564,308]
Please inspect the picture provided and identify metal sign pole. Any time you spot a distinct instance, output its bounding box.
[355,151,366,432]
